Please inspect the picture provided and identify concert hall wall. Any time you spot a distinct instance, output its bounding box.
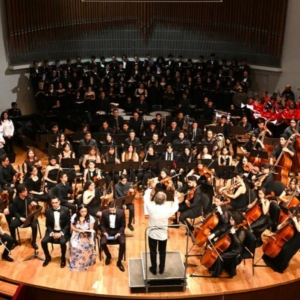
[0,0,300,114]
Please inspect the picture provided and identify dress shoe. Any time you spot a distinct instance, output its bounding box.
[117,261,125,272]
[10,243,18,250]
[43,256,51,267]
[105,256,111,265]
[31,242,38,250]
[60,258,66,268]
[128,224,134,231]
[159,268,164,275]
[149,267,157,275]
[2,255,14,262]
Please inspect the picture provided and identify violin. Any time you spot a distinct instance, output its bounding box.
[186,187,196,201]
[243,162,259,175]
[201,223,246,269]
[198,167,214,178]
[160,176,174,191]
[0,191,9,213]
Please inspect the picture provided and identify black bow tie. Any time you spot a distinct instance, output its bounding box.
[54,209,60,212]
[110,212,116,215]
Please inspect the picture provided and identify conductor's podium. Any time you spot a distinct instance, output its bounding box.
[128,251,187,293]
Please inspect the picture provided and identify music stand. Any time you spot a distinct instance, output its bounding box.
[123,145,142,155]
[158,160,175,171]
[193,135,205,144]
[61,158,79,168]
[177,162,196,172]
[196,144,214,153]
[22,207,44,261]
[200,182,215,197]
[153,144,166,154]
[112,134,128,144]
[102,164,123,195]
[115,194,135,207]
[141,136,152,145]
[215,165,235,178]
[70,132,85,142]
[209,126,224,134]
[141,161,159,170]
[92,132,107,142]
[230,126,246,135]
[78,146,95,156]
[263,137,278,146]
[249,150,269,160]
[121,162,140,182]
[47,146,61,157]
[172,143,188,153]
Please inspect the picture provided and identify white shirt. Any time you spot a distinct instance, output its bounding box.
[144,189,179,241]
[53,208,61,231]
[109,213,116,228]
[2,120,14,137]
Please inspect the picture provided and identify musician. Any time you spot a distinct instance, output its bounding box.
[119,122,131,135]
[136,94,148,115]
[0,213,15,262]
[144,133,161,153]
[22,149,42,182]
[26,166,50,203]
[239,116,252,133]
[188,121,202,143]
[8,185,38,249]
[81,146,101,169]
[255,163,274,195]
[172,131,191,147]
[144,122,159,138]
[155,168,174,192]
[253,118,272,139]
[124,130,141,146]
[101,145,121,186]
[283,119,300,138]
[99,121,114,135]
[217,146,233,182]
[1,111,14,154]
[279,84,295,100]
[110,109,124,133]
[240,71,251,93]
[114,175,135,231]
[96,91,110,114]
[0,154,18,202]
[152,113,163,133]
[174,112,185,130]
[240,133,265,154]
[209,211,246,278]
[41,197,70,268]
[129,112,142,137]
[144,188,179,275]
[166,120,180,133]
[246,187,271,247]
[201,129,215,145]
[100,201,126,272]
[220,173,248,211]
[262,207,300,273]
[197,145,213,160]
[44,156,61,191]
[269,134,295,165]
[279,178,300,204]
[102,133,117,146]
[83,160,102,184]
[175,176,205,233]
[56,172,77,214]
[79,131,98,148]
[58,142,75,164]
[178,146,196,163]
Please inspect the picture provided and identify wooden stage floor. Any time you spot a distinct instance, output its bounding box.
[1,142,300,299]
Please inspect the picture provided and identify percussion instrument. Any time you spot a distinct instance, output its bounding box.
[96,111,106,115]
[233,92,248,107]
[213,110,231,124]
[149,111,171,117]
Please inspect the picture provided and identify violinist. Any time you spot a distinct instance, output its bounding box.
[177,146,196,163]
[235,156,258,180]
[175,176,206,233]
[208,211,246,278]
[6,185,39,250]
[219,173,248,211]
[240,133,265,155]
[187,160,214,185]
[270,134,295,165]
[155,168,174,191]
[262,207,300,273]
[253,163,274,195]
[115,175,135,231]
[246,188,271,247]
[83,160,102,184]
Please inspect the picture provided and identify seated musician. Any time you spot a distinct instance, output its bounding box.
[124,130,141,146]
[253,163,274,196]
[175,176,206,233]
[172,131,191,147]
[208,211,246,278]
[166,120,180,133]
[55,133,69,149]
[279,177,300,205]
[102,133,117,146]
[270,134,295,166]
[201,129,215,145]
[110,108,124,133]
[197,145,212,160]
[44,156,61,191]
[0,213,15,262]
[56,172,77,214]
[246,187,272,247]
[121,144,139,183]
[155,168,174,192]
[240,133,265,155]
[186,160,214,185]
[283,119,300,138]
[79,131,98,148]
[0,154,19,202]
[99,120,114,135]
[115,175,135,231]
[22,149,42,182]
[262,207,300,273]
[219,173,248,211]
[188,121,202,143]
[83,160,102,184]
[6,185,39,249]
[152,113,163,133]
[160,143,176,161]
[119,122,131,135]
[145,122,159,138]
[101,145,121,186]
[81,146,101,169]
[253,118,272,138]
[178,146,196,164]
[41,197,70,268]
[144,133,161,154]
[217,146,233,184]
[58,142,75,164]
[238,116,252,133]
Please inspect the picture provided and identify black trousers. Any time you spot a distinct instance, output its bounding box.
[41,233,69,258]
[0,233,14,256]
[148,236,167,271]
[100,229,125,262]
[9,218,38,243]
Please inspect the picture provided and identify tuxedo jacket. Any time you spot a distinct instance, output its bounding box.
[100,208,125,236]
[45,206,70,237]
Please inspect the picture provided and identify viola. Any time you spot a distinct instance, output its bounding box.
[193,212,219,247]
[186,187,196,201]
[262,216,295,258]
[243,162,259,175]
[160,176,174,191]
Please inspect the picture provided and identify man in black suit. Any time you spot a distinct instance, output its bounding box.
[100,201,126,272]
[124,130,141,146]
[7,184,38,249]
[188,121,202,143]
[41,197,70,268]
[79,131,98,148]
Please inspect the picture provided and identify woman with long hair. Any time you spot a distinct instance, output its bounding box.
[22,149,42,182]
[1,111,14,154]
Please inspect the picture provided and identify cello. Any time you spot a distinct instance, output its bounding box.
[262,214,295,258]
[291,120,300,173]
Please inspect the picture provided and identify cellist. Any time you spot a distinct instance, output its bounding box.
[262,207,300,273]
[240,133,265,155]
[208,211,247,278]
[270,134,295,166]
